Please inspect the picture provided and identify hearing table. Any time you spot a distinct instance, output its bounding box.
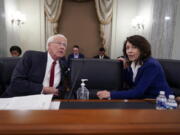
[0,99,180,135]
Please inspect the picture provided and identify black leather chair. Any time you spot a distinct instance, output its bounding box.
[1,57,179,98]
[69,59,123,99]
[158,59,180,97]
[0,57,20,95]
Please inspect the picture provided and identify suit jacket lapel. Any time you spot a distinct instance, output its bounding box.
[58,59,67,86]
[39,52,48,83]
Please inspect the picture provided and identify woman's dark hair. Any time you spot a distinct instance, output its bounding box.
[10,46,22,55]
[123,35,151,64]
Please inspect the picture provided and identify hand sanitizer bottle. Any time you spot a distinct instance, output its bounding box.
[76,79,89,99]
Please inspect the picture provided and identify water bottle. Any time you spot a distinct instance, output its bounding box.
[156,91,167,110]
[166,95,177,109]
[76,79,89,99]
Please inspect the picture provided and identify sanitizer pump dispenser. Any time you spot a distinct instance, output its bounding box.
[76,79,89,99]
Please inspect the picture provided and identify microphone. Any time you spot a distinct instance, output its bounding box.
[67,59,85,99]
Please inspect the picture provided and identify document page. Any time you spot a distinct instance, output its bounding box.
[49,101,61,110]
[0,94,53,110]
[0,98,12,110]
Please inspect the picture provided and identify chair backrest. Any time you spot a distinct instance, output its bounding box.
[158,59,180,96]
[158,59,180,88]
[70,59,123,98]
[0,57,20,95]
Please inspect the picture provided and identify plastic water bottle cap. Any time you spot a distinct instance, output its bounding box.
[81,83,85,87]
[169,95,175,99]
[160,91,165,95]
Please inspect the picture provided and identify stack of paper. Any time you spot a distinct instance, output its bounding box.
[0,94,53,110]
[49,101,61,110]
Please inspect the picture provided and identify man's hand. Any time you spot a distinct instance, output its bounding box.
[42,87,59,96]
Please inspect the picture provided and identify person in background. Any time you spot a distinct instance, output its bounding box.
[67,45,85,67]
[93,47,110,59]
[10,46,22,57]
[97,35,173,99]
[1,34,68,98]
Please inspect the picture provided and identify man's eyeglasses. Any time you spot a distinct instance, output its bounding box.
[51,42,67,47]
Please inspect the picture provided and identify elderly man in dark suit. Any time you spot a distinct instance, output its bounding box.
[1,34,68,98]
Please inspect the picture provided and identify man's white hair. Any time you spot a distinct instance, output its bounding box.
[46,34,67,49]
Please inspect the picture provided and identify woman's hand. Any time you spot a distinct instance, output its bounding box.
[117,57,129,69]
[97,90,110,99]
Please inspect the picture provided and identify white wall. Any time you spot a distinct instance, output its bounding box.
[18,0,45,53]
[111,0,138,58]
[136,0,154,41]
[4,0,20,56]
[110,0,153,59]
[0,0,7,57]
[2,0,45,57]
[172,1,180,59]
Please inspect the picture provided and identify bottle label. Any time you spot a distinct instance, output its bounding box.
[156,100,166,110]
[166,103,177,109]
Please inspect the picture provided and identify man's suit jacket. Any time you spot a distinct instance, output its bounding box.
[93,55,110,59]
[1,51,67,98]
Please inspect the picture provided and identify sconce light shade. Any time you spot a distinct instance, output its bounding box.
[11,11,26,25]
[131,16,145,30]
